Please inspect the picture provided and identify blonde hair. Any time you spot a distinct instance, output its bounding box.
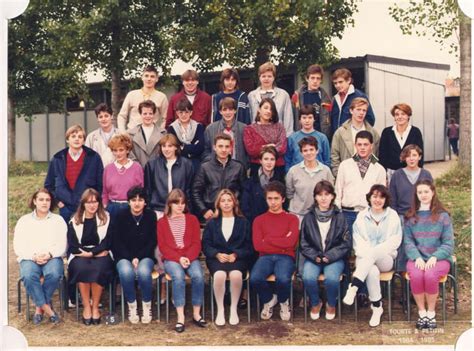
[213,189,244,218]
[65,125,86,140]
[258,62,276,78]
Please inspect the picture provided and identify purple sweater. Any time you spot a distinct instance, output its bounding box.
[102,161,144,206]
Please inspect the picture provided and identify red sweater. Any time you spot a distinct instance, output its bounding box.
[243,123,287,167]
[157,213,202,263]
[252,211,299,258]
[165,89,212,127]
[65,151,85,190]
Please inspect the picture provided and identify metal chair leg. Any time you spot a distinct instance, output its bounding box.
[156,275,161,322]
[75,284,79,321]
[165,280,170,323]
[290,281,294,322]
[17,278,22,314]
[303,288,307,323]
[354,293,358,322]
[442,282,446,325]
[338,281,342,324]
[121,285,125,322]
[210,276,214,322]
[246,279,251,323]
[388,280,392,323]
[406,280,411,322]
[26,292,30,321]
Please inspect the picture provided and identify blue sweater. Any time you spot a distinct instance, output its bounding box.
[284,130,331,172]
[211,90,251,125]
[389,168,433,215]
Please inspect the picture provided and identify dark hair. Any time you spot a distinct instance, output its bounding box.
[313,180,336,207]
[306,64,324,79]
[298,136,318,151]
[355,130,373,144]
[143,65,158,75]
[366,184,391,209]
[255,97,279,123]
[175,97,193,112]
[214,189,244,218]
[220,68,240,90]
[127,186,148,202]
[219,97,237,111]
[264,181,286,199]
[73,188,108,226]
[259,145,278,160]
[400,144,422,162]
[405,179,448,222]
[29,188,56,212]
[138,100,157,114]
[298,104,316,119]
[164,189,189,216]
[214,132,232,145]
[94,103,113,117]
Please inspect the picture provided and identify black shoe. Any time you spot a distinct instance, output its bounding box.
[238,297,248,310]
[357,293,370,308]
[91,317,101,325]
[426,317,437,330]
[175,322,185,333]
[49,313,60,324]
[32,313,44,325]
[416,316,428,330]
[82,317,92,326]
[192,318,207,328]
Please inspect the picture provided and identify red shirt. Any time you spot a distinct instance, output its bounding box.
[157,213,202,263]
[165,89,212,127]
[252,211,299,258]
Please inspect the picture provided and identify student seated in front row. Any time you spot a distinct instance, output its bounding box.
[250,181,299,321]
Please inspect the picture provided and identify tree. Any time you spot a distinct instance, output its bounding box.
[169,0,358,73]
[389,0,471,167]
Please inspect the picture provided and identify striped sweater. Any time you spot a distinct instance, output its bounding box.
[403,210,454,262]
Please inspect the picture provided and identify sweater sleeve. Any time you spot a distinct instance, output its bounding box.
[48,217,68,258]
[389,173,401,214]
[352,217,372,258]
[282,92,294,136]
[403,220,423,260]
[157,219,182,263]
[374,212,402,258]
[285,168,295,201]
[91,223,112,256]
[243,126,265,159]
[185,215,202,261]
[275,125,288,156]
[431,213,455,260]
[117,94,131,131]
[135,213,157,261]
[320,135,331,168]
[284,136,297,173]
[378,128,390,170]
[183,124,205,159]
[102,166,110,207]
[67,223,82,255]
[202,221,219,259]
[267,215,299,249]
[330,132,342,177]
[13,217,33,261]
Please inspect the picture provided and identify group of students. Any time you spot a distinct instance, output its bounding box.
[13,62,454,333]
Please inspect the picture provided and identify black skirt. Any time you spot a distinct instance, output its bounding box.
[68,255,114,286]
[206,258,248,276]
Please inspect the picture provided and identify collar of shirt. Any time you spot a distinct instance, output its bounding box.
[32,210,52,220]
[258,167,273,181]
[353,153,378,165]
[392,124,412,144]
[68,148,83,161]
[114,159,133,170]
[298,160,323,175]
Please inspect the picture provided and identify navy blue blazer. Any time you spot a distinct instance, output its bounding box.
[44,146,103,210]
[202,216,253,261]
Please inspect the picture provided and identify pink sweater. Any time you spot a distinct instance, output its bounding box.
[102,162,144,206]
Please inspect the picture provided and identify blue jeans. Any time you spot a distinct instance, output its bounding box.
[342,209,358,237]
[116,258,154,303]
[250,254,295,304]
[302,259,345,307]
[164,260,204,307]
[20,258,64,307]
[106,202,129,222]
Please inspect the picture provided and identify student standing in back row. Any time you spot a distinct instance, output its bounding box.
[330,68,375,133]
[248,62,294,136]
[117,65,169,131]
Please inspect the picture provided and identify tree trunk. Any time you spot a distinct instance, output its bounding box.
[111,70,121,118]
[458,12,471,167]
[8,97,15,164]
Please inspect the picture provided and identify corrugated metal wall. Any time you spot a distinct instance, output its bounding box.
[367,61,448,162]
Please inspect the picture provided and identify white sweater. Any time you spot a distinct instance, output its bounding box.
[335,157,386,211]
[84,128,119,167]
[13,212,67,262]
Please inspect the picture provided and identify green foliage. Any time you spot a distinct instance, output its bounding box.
[389,0,459,55]
[8,161,49,177]
[170,0,358,73]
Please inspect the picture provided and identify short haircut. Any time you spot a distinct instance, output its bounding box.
[214,132,232,145]
[255,97,279,123]
[390,103,412,117]
[127,186,148,202]
[264,181,286,199]
[138,99,157,114]
[350,97,369,110]
[259,145,278,160]
[219,97,237,110]
[332,68,352,82]
[164,189,188,216]
[159,133,181,157]
[355,130,373,144]
[298,136,318,151]
[175,97,193,112]
[306,64,324,79]
[108,133,133,151]
[65,124,85,140]
[298,104,316,119]
[258,61,276,78]
[143,65,158,75]
[366,184,391,209]
[94,103,113,117]
[220,68,240,90]
[400,144,422,162]
[29,188,56,212]
[181,69,199,81]
[313,180,336,207]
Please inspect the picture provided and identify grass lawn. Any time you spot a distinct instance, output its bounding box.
[6,162,472,347]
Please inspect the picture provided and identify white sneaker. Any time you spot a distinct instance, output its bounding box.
[369,304,384,327]
[280,300,291,321]
[343,284,358,306]
[127,301,139,324]
[229,308,239,325]
[325,304,336,320]
[310,303,322,320]
[260,294,277,320]
[141,301,152,324]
